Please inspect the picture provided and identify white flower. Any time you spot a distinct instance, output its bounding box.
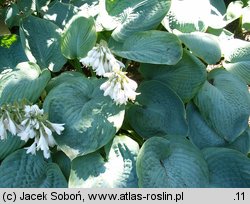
[46,121,65,135]
[80,40,124,76]
[0,116,7,140]
[100,69,139,105]
[24,104,44,117]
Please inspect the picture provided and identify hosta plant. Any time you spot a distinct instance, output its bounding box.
[0,0,250,188]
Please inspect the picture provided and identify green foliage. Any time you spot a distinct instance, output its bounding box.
[0,0,249,188]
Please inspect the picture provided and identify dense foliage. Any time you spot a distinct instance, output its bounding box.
[0,0,250,188]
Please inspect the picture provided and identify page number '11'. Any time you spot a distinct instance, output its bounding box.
[235,192,245,201]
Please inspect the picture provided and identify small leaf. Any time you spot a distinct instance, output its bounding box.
[61,15,97,59]
[0,149,67,187]
[113,31,182,65]
[69,135,139,188]
[127,80,188,139]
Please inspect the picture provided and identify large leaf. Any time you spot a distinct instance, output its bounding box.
[203,147,250,187]
[187,103,250,154]
[107,0,170,42]
[43,77,125,160]
[61,15,97,59]
[69,135,139,188]
[52,151,71,180]
[0,133,25,160]
[20,15,66,72]
[137,136,209,187]
[222,39,250,84]
[162,0,211,32]
[0,34,28,72]
[0,62,51,106]
[0,149,67,187]
[194,69,250,142]
[43,1,78,29]
[127,80,188,139]
[139,50,206,102]
[113,31,182,65]
[177,32,221,64]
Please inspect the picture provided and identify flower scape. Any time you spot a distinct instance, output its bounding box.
[0,0,249,188]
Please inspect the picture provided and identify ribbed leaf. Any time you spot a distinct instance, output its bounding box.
[203,147,250,187]
[61,15,97,59]
[108,0,170,42]
[0,34,28,71]
[43,1,78,29]
[177,32,221,64]
[43,77,125,160]
[0,149,67,187]
[52,151,71,180]
[137,136,209,187]
[20,15,66,72]
[69,135,139,188]
[127,80,188,139]
[194,69,250,142]
[0,133,25,160]
[140,50,206,102]
[113,31,182,65]
[187,103,250,154]
[222,39,250,84]
[0,62,51,106]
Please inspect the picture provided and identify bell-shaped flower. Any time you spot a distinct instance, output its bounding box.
[80,40,124,76]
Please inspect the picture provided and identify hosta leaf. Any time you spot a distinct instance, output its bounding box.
[113,31,182,65]
[69,135,139,188]
[162,0,211,32]
[0,62,51,106]
[139,50,206,102]
[137,136,209,187]
[43,1,78,29]
[107,0,170,42]
[203,147,250,187]
[0,149,67,187]
[0,34,28,71]
[127,80,188,139]
[20,15,66,72]
[0,133,25,160]
[43,77,125,160]
[222,39,250,84]
[61,15,97,59]
[52,151,71,180]
[177,32,221,64]
[187,103,250,154]
[194,69,250,142]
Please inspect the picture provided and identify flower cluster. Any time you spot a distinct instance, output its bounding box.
[0,103,64,159]
[80,40,139,105]
[80,40,125,76]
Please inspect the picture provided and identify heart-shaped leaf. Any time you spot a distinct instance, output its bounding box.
[69,135,139,188]
[0,62,51,106]
[194,69,250,142]
[136,136,209,187]
[43,77,125,160]
[0,149,67,187]
[139,50,206,102]
[20,15,66,72]
[113,31,182,65]
[127,80,188,139]
[61,15,97,59]
[203,147,250,187]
